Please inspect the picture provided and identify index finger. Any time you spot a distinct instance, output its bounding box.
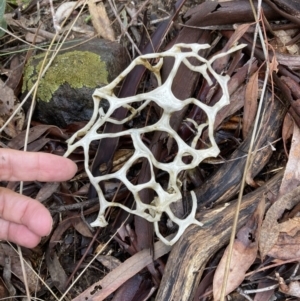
[0,149,77,182]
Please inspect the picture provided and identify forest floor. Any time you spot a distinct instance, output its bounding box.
[1,0,300,300]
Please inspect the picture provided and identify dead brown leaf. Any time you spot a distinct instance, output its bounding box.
[88,1,115,41]
[5,55,23,91]
[225,23,252,51]
[26,137,51,152]
[96,255,121,271]
[36,182,60,202]
[282,113,294,156]
[270,53,279,74]
[0,243,41,292]
[213,59,258,132]
[267,223,300,260]
[72,219,94,238]
[213,199,265,300]
[211,24,249,74]
[281,76,300,99]
[279,123,300,197]
[259,186,300,259]
[46,249,68,292]
[55,1,78,24]
[7,124,67,149]
[243,69,259,140]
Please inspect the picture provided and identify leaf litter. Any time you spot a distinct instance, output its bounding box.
[213,198,265,300]
[1,0,300,300]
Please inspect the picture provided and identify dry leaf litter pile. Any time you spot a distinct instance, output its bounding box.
[65,43,245,245]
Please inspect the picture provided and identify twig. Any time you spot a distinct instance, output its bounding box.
[50,198,99,212]
[247,0,260,79]
[122,0,152,33]
[49,0,61,33]
[240,284,278,294]
[237,288,254,301]
[137,16,170,26]
[107,0,142,56]
[25,27,61,41]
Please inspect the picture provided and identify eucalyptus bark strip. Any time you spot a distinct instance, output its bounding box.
[156,171,283,301]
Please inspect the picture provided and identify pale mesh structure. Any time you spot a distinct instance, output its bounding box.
[65,43,245,245]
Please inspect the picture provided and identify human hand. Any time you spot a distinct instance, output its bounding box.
[0,149,77,248]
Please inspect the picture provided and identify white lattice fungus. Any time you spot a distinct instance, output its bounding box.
[65,43,246,245]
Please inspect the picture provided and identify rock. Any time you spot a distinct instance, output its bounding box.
[22,39,128,127]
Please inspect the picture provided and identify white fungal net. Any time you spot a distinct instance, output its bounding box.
[65,43,245,245]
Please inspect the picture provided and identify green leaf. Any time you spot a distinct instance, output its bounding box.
[0,0,5,15]
[0,0,7,38]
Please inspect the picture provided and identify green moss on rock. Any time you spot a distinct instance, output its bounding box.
[23,51,109,102]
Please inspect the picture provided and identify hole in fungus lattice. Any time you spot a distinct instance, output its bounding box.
[65,43,246,245]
